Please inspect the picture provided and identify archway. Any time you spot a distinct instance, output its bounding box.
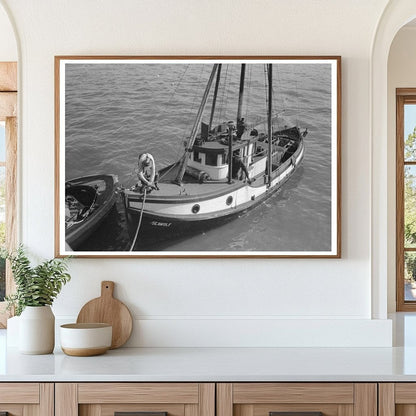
[371,0,416,319]
[0,2,17,62]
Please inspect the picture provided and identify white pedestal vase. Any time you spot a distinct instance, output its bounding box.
[19,306,55,354]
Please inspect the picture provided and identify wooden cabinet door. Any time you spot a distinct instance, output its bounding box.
[217,383,377,416]
[0,383,53,416]
[55,383,215,416]
[379,383,416,416]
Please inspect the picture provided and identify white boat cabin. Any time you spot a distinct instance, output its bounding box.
[187,122,267,181]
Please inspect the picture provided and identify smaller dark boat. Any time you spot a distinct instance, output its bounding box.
[65,174,118,249]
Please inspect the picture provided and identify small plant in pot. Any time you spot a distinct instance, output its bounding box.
[4,246,71,354]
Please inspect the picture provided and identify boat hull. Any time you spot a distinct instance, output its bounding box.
[65,174,118,249]
[123,132,304,249]
[126,173,291,249]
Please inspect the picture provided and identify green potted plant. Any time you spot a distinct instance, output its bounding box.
[4,246,71,354]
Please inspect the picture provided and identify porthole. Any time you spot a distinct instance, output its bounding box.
[226,196,233,206]
[192,204,200,214]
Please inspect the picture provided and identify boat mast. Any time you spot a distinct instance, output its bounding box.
[228,126,233,184]
[267,64,273,186]
[174,64,219,185]
[237,64,246,122]
[227,64,246,184]
[208,64,222,131]
[225,64,248,185]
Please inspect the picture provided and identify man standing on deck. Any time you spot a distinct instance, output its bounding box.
[232,150,252,185]
[227,120,238,141]
[237,117,247,139]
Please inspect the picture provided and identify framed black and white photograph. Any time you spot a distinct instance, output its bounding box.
[55,56,341,258]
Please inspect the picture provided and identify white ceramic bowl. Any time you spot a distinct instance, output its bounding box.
[60,323,112,356]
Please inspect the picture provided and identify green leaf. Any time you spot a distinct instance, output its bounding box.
[5,245,71,315]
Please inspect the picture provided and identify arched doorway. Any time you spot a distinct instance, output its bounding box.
[371,1,416,318]
[388,21,416,313]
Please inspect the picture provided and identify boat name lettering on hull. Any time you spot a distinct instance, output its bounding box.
[151,221,172,227]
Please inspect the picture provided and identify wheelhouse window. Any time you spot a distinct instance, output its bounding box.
[193,151,201,163]
[397,89,416,310]
[205,152,218,166]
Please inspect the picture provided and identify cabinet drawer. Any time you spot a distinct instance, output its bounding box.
[379,383,416,415]
[0,383,39,403]
[0,383,53,415]
[217,383,376,416]
[56,383,215,416]
[78,383,200,404]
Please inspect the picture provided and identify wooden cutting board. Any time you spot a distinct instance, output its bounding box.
[76,281,133,349]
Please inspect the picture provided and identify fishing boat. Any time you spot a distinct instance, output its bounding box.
[65,174,118,249]
[122,63,307,249]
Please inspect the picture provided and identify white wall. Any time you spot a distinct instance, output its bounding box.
[0,0,394,347]
[0,3,16,61]
[387,26,416,312]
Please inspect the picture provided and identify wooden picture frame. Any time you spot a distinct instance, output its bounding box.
[55,56,341,258]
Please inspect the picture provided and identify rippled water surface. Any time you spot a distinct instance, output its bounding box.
[64,62,334,252]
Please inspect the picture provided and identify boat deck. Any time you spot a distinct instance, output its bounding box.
[143,162,265,199]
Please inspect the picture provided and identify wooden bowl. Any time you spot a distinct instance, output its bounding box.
[60,323,112,356]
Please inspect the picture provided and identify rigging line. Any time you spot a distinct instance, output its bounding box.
[138,65,191,183]
[222,64,232,121]
[158,162,178,180]
[161,65,213,182]
[166,64,190,107]
[129,188,147,251]
[245,64,252,121]
[218,64,229,122]
[182,64,206,138]
[177,63,207,157]
[263,64,268,133]
[168,65,208,171]
[272,65,279,130]
[273,66,284,131]
[295,65,300,127]
[157,65,191,153]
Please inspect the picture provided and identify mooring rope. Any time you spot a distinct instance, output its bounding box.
[129,188,147,251]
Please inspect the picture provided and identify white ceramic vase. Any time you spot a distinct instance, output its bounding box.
[19,306,55,354]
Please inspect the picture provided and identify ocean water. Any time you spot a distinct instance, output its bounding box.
[64,62,333,252]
